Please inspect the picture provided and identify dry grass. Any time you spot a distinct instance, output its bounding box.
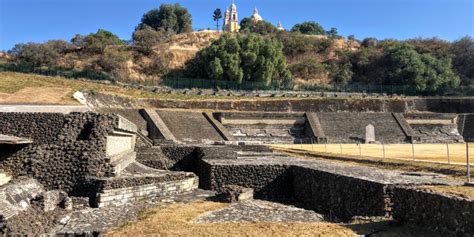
[272,147,469,182]
[420,185,474,200]
[0,87,74,104]
[106,201,356,237]
[272,143,474,165]
[0,71,369,104]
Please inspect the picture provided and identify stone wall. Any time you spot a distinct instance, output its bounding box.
[0,113,119,195]
[292,166,391,221]
[392,186,474,236]
[136,145,197,171]
[197,160,293,199]
[93,176,198,207]
[87,91,474,113]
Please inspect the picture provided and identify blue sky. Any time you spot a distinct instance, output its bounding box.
[1,0,473,50]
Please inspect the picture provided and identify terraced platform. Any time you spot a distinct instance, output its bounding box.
[316,112,408,143]
[91,162,198,207]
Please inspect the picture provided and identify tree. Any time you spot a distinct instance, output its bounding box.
[450,36,474,85]
[132,25,167,55]
[361,37,378,47]
[326,27,339,38]
[186,34,291,86]
[209,58,224,80]
[382,43,460,92]
[240,18,277,35]
[405,37,451,59]
[74,29,125,53]
[9,40,72,68]
[325,50,353,85]
[291,21,325,35]
[213,8,222,32]
[137,4,192,34]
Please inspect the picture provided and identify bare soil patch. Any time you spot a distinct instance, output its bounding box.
[0,87,74,104]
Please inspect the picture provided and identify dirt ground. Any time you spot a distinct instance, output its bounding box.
[0,87,74,104]
[106,201,355,237]
[106,201,441,237]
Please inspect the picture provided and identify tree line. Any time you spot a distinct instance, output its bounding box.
[4,3,473,95]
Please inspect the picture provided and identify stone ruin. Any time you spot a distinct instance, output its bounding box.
[0,109,472,235]
[365,124,376,144]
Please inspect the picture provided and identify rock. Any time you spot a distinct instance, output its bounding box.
[215,185,254,203]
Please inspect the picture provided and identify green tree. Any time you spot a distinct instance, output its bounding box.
[450,36,474,85]
[240,18,277,35]
[213,8,222,31]
[209,58,224,80]
[325,50,353,85]
[383,43,460,92]
[291,21,325,35]
[186,34,291,87]
[137,4,192,34]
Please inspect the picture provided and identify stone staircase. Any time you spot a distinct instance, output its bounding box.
[156,110,224,143]
[317,112,408,144]
[404,113,464,143]
[0,170,11,186]
[109,151,137,175]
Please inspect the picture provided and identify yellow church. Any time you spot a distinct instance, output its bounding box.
[223,0,276,33]
[223,0,240,32]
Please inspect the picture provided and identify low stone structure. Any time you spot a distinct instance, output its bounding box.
[393,186,474,236]
[196,146,458,222]
[215,185,254,203]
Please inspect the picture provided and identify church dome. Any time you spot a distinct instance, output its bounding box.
[251,7,263,22]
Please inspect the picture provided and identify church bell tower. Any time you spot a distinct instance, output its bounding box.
[223,0,240,32]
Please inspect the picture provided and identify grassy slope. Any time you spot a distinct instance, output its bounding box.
[1,71,388,104]
[0,72,277,103]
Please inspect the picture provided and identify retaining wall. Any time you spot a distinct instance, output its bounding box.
[292,166,392,221]
[197,160,293,199]
[136,145,197,171]
[87,92,474,113]
[393,187,474,236]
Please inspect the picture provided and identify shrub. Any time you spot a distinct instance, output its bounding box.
[186,33,291,86]
[291,21,325,35]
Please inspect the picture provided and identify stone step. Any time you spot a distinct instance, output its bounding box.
[91,162,198,208]
[0,172,11,186]
[110,151,136,176]
[0,202,17,220]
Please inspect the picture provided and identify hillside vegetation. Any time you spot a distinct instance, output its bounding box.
[2,3,473,95]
